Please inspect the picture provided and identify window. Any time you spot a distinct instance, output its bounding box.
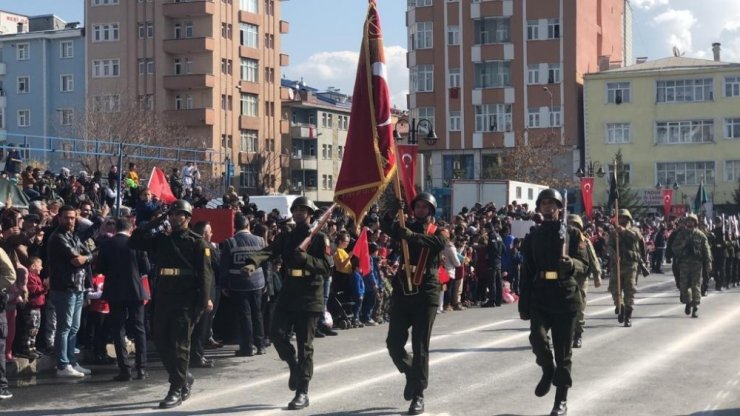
[265,67,275,83]
[606,123,631,144]
[412,0,433,6]
[175,95,193,110]
[327,114,333,128]
[92,0,119,4]
[239,166,257,188]
[138,23,145,39]
[92,59,120,77]
[174,58,192,75]
[474,17,511,44]
[60,41,74,58]
[656,79,713,103]
[526,20,539,40]
[240,0,258,12]
[474,61,511,88]
[17,110,30,127]
[175,95,183,110]
[550,106,561,127]
[449,111,461,131]
[93,94,121,112]
[265,0,274,15]
[16,43,30,60]
[321,113,328,128]
[725,118,740,139]
[527,65,540,85]
[138,95,154,110]
[414,22,433,50]
[58,109,74,126]
[655,120,714,144]
[527,108,540,128]
[185,22,194,38]
[241,58,258,82]
[240,23,258,48]
[328,145,333,159]
[138,58,154,75]
[60,75,74,92]
[240,130,258,152]
[725,76,740,97]
[264,34,274,49]
[547,63,561,84]
[607,82,631,104]
[725,160,740,182]
[474,104,512,132]
[17,76,30,94]
[449,68,460,88]
[240,93,258,116]
[147,22,154,38]
[547,19,560,39]
[657,161,714,186]
[607,164,632,185]
[447,26,459,45]
[338,146,344,159]
[93,23,120,42]
[417,107,435,133]
[411,65,434,92]
[0,109,4,129]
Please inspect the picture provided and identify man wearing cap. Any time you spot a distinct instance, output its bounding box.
[128,199,213,409]
[566,214,602,348]
[670,214,712,318]
[381,192,447,415]
[607,209,646,327]
[244,196,331,410]
[519,189,589,416]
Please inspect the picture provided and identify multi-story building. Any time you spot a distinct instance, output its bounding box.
[280,79,351,204]
[85,0,289,192]
[405,0,630,208]
[0,11,28,34]
[585,46,740,212]
[0,15,85,167]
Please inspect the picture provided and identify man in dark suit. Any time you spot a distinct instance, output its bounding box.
[97,217,150,381]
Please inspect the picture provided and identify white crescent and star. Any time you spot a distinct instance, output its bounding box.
[401,153,413,167]
[664,195,672,203]
[583,183,592,193]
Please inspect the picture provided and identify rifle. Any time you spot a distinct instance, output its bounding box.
[299,203,338,252]
[560,189,568,257]
[612,160,625,323]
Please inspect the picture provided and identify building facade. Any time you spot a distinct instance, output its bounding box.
[0,17,85,167]
[405,0,630,197]
[85,0,288,192]
[584,52,740,212]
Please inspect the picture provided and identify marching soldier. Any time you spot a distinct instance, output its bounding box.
[519,189,589,416]
[381,192,446,415]
[128,200,213,409]
[566,214,602,348]
[607,209,645,327]
[665,217,685,289]
[725,229,735,289]
[709,218,727,292]
[244,197,331,410]
[670,214,712,317]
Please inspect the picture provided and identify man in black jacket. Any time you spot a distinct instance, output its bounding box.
[483,223,504,307]
[97,217,150,381]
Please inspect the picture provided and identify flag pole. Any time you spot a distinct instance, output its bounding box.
[613,159,624,323]
[392,142,416,296]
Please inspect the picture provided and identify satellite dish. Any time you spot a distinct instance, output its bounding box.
[672,46,683,57]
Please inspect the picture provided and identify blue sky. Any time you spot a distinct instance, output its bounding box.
[3,0,740,109]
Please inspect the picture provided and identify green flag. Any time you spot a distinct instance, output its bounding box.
[693,181,707,213]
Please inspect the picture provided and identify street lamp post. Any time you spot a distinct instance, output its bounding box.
[575,161,605,216]
[543,86,554,134]
[393,117,439,191]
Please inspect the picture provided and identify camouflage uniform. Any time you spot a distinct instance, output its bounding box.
[670,215,712,317]
[607,210,645,326]
[567,215,602,348]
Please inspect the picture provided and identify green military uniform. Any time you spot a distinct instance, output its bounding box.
[519,189,590,416]
[607,210,645,326]
[381,192,447,416]
[671,215,712,317]
[566,215,602,348]
[665,221,684,289]
[732,236,740,287]
[128,204,213,406]
[246,196,331,410]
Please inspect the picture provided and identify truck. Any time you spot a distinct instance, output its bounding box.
[449,179,549,219]
[206,194,299,218]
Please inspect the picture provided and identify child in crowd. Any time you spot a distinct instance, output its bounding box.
[86,273,113,364]
[350,256,365,328]
[17,257,45,360]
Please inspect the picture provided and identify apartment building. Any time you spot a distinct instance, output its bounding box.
[85,0,288,193]
[585,47,740,211]
[406,0,630,199]
[0,15,85,168]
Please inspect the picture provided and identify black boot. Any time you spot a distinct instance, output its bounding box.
[572,333,582,348]
[403,374,415,401]
[159,388,182,409]
[684,303,691,316]
[288,383,309,410]
[535,365,554,397]
[181,373,195,401]
[617,304,625,323]
[624,308,632,327]
[112,369,132,382]
[409,394,425,415]
[550,386,568,416]
[288,361,299,391]
[692,304,699,318]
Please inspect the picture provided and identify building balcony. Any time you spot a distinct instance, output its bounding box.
[280,54,289,67]
[290,156,318,170]
[163,74,215,90]
[279,20,289,34]
[162,0,215,18]
[163,37,214,54]
[291,124,317,139]
[165,108,215,126]
[280,119,290,135]
[239,115,260,130]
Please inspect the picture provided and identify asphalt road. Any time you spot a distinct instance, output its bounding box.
[5,270,740,416]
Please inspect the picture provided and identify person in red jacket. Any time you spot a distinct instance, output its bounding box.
[18,257,45,360]
[86,274,113,364]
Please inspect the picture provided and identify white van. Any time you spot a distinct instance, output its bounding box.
[248,195,299,218]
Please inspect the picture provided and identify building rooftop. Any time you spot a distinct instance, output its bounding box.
[588,56,740,77]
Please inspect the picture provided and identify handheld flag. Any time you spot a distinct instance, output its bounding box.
[334,0,396,226]
[693,181,708,214]
[147,167,177,204]
[351,226,372,276]
[607,168,619,214]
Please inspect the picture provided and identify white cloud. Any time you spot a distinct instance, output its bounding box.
[652,9,697,55]
[630,0,670,10]
[284,45,409,110]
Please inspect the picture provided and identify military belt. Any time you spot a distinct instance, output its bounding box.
[159,268,195,277]
[289,268,306,278]
[538,271,558,280]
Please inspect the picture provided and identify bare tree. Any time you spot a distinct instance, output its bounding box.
[489,133,575,188]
